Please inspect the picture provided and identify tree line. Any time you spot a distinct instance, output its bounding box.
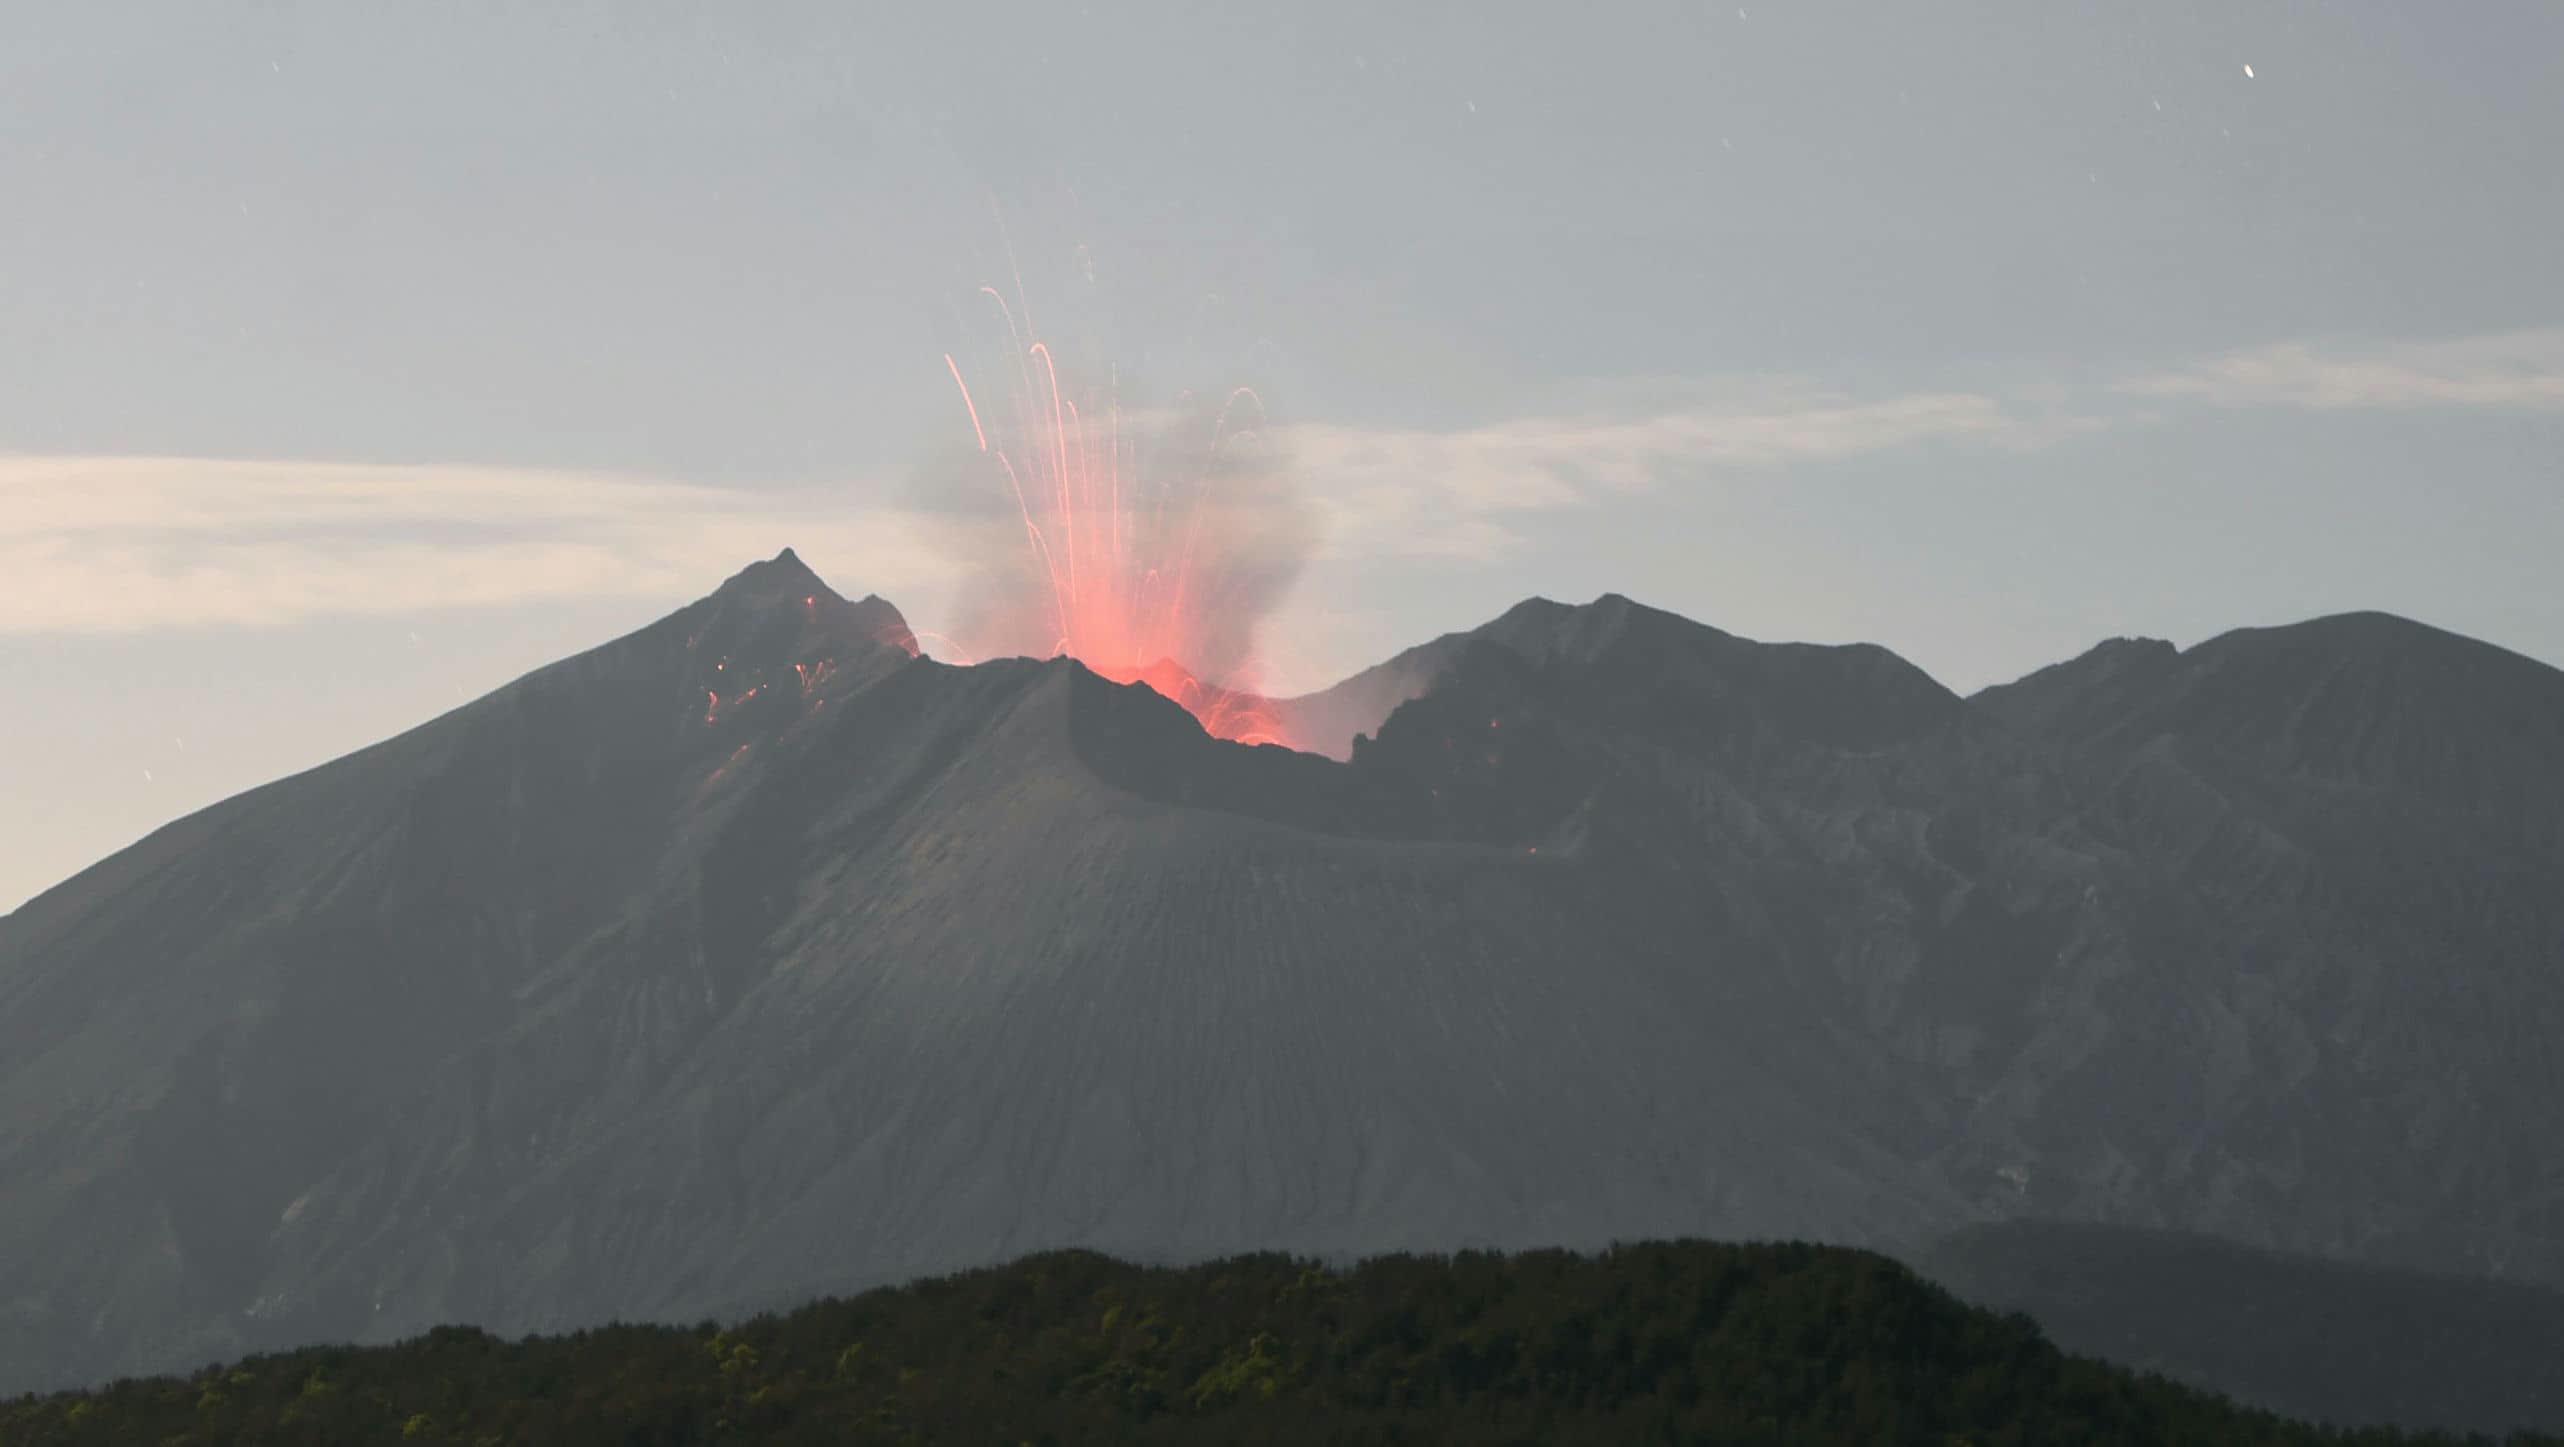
[5,1238,2554,1446]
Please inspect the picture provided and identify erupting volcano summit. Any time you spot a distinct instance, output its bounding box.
[936,291,1306,746]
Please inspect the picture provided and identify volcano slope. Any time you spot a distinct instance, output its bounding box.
[1,555,2559,1394]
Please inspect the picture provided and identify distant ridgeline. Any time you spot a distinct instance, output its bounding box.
[1913,1221,2564,1439]
[5,1241,2557,1447]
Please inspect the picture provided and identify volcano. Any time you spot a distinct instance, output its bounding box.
[1084,656,1290,747]
[5,551,2564,1399]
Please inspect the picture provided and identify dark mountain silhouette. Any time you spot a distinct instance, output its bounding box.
[1268,591,1963,762]
[1912,1220,2564,1437]
[1947,611,2564,1282]
[2,556,2559,1427]
[1262,621,1474,760]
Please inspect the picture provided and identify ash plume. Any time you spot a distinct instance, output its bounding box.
[909,366,1319,695]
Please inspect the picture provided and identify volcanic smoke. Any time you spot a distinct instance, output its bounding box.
[931,287,1315,747]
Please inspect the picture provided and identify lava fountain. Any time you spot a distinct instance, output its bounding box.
[936,289,1309,747]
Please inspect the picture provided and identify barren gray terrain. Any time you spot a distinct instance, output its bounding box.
[3,549,2559,1397]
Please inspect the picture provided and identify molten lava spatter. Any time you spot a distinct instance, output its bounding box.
[939,293,1294,748]
[1094,656,1285,747]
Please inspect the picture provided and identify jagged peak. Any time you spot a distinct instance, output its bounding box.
[1976,635,2177,697]
[2092,634,2179,655]
[698,550,914,651]
[710,547,837,607]
[846,593,919,656]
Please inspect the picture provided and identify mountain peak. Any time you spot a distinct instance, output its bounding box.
[664,550,918,668]
[2201,609,2523,669]
[712,547,837,608]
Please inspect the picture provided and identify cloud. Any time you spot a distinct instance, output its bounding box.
[1282,328,2564,564]
[0,455,939,635]
[2120,329,2564,411]
[1280,382,2101,562]
[8,329,2550,635]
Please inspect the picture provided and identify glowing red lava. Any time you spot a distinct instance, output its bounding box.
[940,294,1293,748]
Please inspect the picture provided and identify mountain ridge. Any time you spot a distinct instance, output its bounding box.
[4,557,2560,1404]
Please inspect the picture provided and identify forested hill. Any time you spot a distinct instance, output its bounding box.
[5,1241,2553,1447]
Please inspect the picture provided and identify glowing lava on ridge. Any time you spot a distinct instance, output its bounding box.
[939,288,1297,747]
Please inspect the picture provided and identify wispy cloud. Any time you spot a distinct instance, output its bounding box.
[1286,329,2564,562]
[0,456,938,635]
[7,330,2552,634]
[2119,329,2564,411]
[1282,381,2102,562]
[0,387,2099,634]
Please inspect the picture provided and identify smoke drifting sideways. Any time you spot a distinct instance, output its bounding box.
[905,345,1320,745]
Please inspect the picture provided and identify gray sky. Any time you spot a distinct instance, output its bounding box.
[5,1,2562,910]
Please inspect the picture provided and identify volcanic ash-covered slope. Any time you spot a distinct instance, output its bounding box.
[1946,613,2564,1283]
[0,550,918,1388]
[1324,596,2564,1294]
[5,562,2563,1396]
[0,559,1974,1392]
[278,638,1971,1349]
